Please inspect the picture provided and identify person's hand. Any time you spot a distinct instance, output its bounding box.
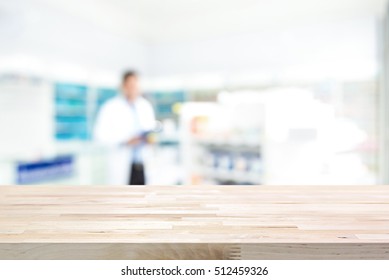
[145,133,157,144]
[126,136,142,146]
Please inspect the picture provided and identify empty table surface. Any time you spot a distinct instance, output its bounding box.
[1,185,389,243]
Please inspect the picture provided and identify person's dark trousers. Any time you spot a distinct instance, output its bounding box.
[129,163,145,185]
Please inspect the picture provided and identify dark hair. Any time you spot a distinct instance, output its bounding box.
[122,70,138,84]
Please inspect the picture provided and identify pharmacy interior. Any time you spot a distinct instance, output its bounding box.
[0,0,387,186]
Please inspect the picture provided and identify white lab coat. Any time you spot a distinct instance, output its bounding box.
[94,95,156,185]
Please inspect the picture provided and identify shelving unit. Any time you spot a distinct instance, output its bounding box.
[181,101,265,185]
[54,83,89,141]
[195,139,263,185]
[54,84,119,142]
[145,91,186,120]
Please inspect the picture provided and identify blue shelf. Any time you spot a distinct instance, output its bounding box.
[146,91,186,119]
[54,83,90,141]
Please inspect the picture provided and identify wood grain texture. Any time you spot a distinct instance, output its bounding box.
[0,185,388,259]
[0,244,233,260]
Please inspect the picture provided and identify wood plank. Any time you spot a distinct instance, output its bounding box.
[0,186,388,259]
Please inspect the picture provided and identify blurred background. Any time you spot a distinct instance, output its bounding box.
[1,0,389,185]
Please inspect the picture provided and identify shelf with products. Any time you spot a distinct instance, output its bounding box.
[195,142,263,185]
[200,151,263,183]
[145,91,186,120]
[200,168,263,185]
[54,83,90,141]
[193,136,261,151]
[181,101,265,185]
[54,84,119,142]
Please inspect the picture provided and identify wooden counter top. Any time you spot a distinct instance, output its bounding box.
[1,185,389,259]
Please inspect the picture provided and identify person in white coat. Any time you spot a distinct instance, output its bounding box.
[94,71,156,185]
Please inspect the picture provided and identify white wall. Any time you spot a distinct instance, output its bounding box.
[0,0,150,85]
[0,0,381,86]
[147,17,379,87]
[0,83,53,158]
